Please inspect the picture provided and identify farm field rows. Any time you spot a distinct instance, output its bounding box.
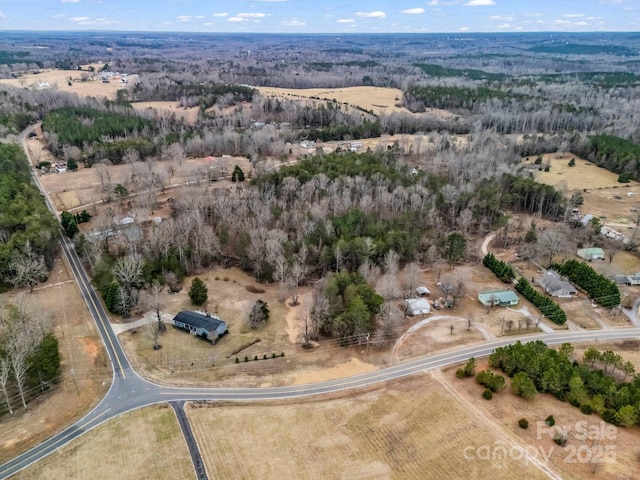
[187,373,548,480]
[12,405,195,480]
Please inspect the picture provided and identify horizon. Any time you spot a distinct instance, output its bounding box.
[0,1,638,34]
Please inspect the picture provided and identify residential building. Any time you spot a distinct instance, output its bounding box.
[478,289,519,307]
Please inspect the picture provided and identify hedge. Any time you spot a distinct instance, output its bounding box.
[483,253,516,283]
[515,277,567,325]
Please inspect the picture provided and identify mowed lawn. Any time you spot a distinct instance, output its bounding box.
[187,374,547,480]
[14,405,194,480]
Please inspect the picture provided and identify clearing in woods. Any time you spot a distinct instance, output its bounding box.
[186,373,548,480]
[12,405,194,480]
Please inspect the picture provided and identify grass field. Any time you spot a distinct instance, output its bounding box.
[13,405,194,480]
[187,373,548,480]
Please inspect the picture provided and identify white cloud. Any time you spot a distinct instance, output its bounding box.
[61,0,80,3]
[53,13,65,18]
[337,18,355,23]
[490,15,514,21]
[212,13,228,17]
[459,26,469,31]
[177,15,192,22]
[401,8,425,14]
[0,11,6,18]
[356,11,386,18]
[524,13,544,17]
[281,19,306,26]
[228,17,245,22]
[563,13,585,18]
[70,16,113,25]
[465,0,495,6]
[196,15,205,19]
[497,23,511,28]
[428,0,440,5]
[203,22,214,25]
[237,12,268,18]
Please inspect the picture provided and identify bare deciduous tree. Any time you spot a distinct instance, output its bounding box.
[538,230,569,266]
[0,357,13,415]
[6,241,47,292]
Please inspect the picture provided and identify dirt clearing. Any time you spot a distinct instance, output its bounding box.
[13,404,194,480]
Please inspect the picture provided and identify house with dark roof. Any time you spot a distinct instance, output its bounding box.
[537,270,578,298]
[173,310,228,343]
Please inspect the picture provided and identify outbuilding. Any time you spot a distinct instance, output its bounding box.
[577,247,605,261]
[173,310,228,343]
[478,289,519,307]
[405,298,431,316]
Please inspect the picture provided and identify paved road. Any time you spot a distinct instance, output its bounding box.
[171,401,209,480]
[3,126,640,479]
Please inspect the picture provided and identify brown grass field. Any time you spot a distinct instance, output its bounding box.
[0,64,127,99]
[12,405,194,480]
[187,373,548,480]
[529,153,640,233]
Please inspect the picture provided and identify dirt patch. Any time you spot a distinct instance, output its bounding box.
[397,320,485,361]
[13,405,193,480]
[290,357,378,385]
[0,258,110,464]
[187,373,547,480]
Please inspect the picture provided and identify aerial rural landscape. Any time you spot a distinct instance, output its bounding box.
[3,1,640,479]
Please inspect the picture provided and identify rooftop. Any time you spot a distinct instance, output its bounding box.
[174,310,226,330]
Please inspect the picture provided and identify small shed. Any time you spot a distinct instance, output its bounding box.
[537,270,578,298]
[478,289,519,307]
[173,311,228,343]
[415,286,430,296]
[577,247,605,261]
[405,298,431,316]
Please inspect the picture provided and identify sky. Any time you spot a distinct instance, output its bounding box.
[0,0,639,33]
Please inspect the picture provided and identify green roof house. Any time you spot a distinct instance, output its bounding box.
[577,247,605,261]
[478,289,519,307]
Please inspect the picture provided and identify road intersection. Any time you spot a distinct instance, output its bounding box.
[2,126,640,478]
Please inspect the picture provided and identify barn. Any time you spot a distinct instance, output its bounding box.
[173,310,228,343]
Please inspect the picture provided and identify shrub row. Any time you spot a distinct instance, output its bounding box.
[552,260,620,308]
[515,277,567,325]
[482,253,516,283]
[236,352,285,363]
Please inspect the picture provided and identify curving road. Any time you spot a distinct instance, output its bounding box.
[3,126,640,479]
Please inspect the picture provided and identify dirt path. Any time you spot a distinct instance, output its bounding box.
[481,233,496,256]
[432,370,563,480]
[390,314,494,364]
